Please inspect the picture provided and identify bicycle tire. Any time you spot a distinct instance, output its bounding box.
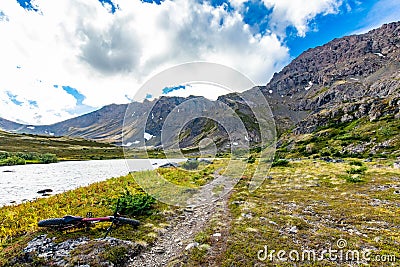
[115,217,140,227]
[38,218,66,227]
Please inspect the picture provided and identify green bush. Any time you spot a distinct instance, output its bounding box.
[0,156,26,166]
[182,160,200,170]
[272,159,289,167]
[117,190,156,216]
[247,155,256,163]
[39,153,58,164]
[345,175,364,183]
[346,166,367,175]
[349,160,363,166]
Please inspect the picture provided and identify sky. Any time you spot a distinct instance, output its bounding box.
[0,0,399,125]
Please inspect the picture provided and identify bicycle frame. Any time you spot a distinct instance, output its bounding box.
[82,216,113,223]
[38,199,140,238]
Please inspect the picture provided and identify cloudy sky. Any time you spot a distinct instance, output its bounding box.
[0,0,399,125]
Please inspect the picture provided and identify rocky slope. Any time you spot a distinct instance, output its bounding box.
[260,21,400,134]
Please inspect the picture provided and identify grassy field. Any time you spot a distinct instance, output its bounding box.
[1,158,399,266]
[0,130,123,161]
[0,161,225,266]
[182,159,400,266]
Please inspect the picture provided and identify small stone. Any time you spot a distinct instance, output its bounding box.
[241,213,253,219]
[153,246,165,254]
[185,242,199,250]
[213,233,221,237]
[288,226,298,234]
[37,189,53,194]
[268,220,278,226]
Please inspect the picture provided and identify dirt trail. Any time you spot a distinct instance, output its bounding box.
[128,175,233,267]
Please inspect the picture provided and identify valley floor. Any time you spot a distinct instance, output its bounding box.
[1,158,400,266]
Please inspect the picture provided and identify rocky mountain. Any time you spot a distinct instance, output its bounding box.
[260,21,400,134]
[1,21,399,155]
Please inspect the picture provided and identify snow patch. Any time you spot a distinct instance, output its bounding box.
[268,90,273,94]
[305,81,313,90]
[374,52,385,57]
[122,142,133,147]
[144,132,154,141]
[27,126,35,130]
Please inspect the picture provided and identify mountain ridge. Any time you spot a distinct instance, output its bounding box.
[1,21,399,153]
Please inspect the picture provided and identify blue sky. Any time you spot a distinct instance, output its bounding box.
[1,0,399,124]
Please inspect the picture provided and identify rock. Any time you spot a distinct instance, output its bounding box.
[394,162,400,169]
[37,189,53,194]
[213,233,221,237]
[153,246,165,254]
[2,170,14,173]
[241,213,253,219]
[159,162,178,168]
[185,242,199,250]
[288,226,298,234]
[268,220,278,226]
[394,190,400,195]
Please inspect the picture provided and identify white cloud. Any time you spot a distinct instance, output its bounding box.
[261,0,342,37]
[0,0,343,125]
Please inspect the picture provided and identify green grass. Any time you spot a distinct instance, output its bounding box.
[1,150,399,266]
[182,159,400,266]
[278,115,400,159]
[0,130,123,161]
[0,161,223,266]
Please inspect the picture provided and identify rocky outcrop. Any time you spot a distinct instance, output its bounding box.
[261,21,400,134]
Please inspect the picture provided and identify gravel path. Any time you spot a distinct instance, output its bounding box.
[128,175,233,267]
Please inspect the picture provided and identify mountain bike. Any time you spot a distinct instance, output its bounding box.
[38,200,140,237]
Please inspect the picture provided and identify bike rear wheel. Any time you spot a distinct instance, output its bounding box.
[38,218,67,228]
[115,217,140,227]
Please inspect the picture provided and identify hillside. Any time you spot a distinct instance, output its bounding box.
[0,129,123,161]
[223,21,400,158]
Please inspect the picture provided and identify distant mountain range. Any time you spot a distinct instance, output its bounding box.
[1,21,399,154]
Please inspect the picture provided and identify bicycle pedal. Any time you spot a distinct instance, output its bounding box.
[86,212,93,218]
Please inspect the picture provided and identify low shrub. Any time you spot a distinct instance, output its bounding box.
[0,156,26,166]
[182,160,200,170]
[117,190,156,216]
[272,159,289,167]
[39,153,58,164]
[346,166,367,175]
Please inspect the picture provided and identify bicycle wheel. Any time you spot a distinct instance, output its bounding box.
[38,218,66,228]
[115,217,140,227]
